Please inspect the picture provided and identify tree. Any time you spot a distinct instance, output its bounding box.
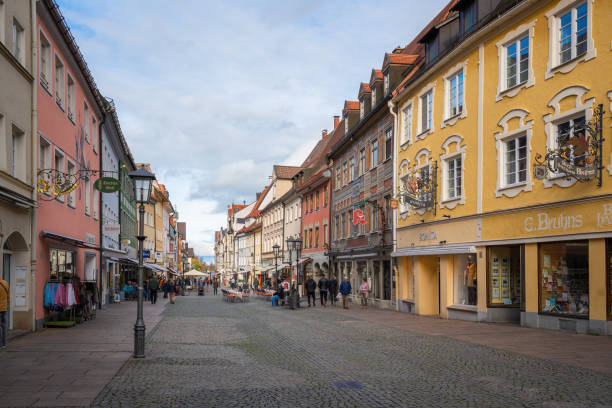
[191,257,203,271]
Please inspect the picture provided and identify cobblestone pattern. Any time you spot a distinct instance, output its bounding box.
[93,296,612,407]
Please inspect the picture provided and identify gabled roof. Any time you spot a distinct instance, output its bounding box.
[358,82,371,98]
[228,204,247,217]
[382,53,419,70]
[273,165,303,180]
[343,100,360,114]
[417,0,458,43]
[370,69,383,84]
[247,184,271,218]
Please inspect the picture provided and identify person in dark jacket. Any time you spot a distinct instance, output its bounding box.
[339,276,352,309]
[149,276,160,304]
[327,275,338,306]
[304,276,316,307]
[167,280,176,304]
[318,276,328,307]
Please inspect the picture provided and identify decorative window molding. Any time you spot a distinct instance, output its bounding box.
[496,19,536,101]
[542,85,594,188]
[442,60,467,128]
[399,98,414,150]
[494,109,533,197]
[399,159,411,218]
[545,0,595,79]
[417,80,436,139]
[439,135,466,209]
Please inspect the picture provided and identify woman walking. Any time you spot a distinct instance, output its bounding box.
[359,278,370,309]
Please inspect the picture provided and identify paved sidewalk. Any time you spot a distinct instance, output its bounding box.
[315,302,612,375]
[0,297,167,407]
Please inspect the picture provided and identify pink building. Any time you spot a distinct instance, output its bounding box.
[34,0,104,328]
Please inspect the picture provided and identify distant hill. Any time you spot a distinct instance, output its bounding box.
[198,255,215,265]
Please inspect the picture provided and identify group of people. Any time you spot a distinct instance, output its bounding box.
[120,276,220,305]
[304,275,371,309]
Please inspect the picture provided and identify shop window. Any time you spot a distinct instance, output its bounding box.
[85,253,97,282]
[539,241,589,317]
[453,254,477,306]
[488,246,521,306]
[49,248,74,281]
[373,261,381,299]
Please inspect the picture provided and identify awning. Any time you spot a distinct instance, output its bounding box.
[336,252,378,260]
[288,257,312,267]
[118,256,138,265]
[41,230,92,248]
[391,245,477,257]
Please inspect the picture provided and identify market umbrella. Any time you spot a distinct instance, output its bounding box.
[184,270,207,276]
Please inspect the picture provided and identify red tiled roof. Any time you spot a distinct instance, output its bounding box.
[274,165,303,179]
[344,100,359,111]
[248,184,271,218]
[370,69,383,83]
[384,53,419,67]
[360,82,371,93]
[228,204,247,217]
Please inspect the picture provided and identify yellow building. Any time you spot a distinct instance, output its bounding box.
[392,0,612,334]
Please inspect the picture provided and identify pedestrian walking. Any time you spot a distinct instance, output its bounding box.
[304,275,316,307]
[327,275,338,306]
[230,278,236,289]
[339,276,351,309]
[213,279,219,295]
[162,280,169,299]
[0,277,9,349]
[281,278,290,306]
[359,278,370,309]
[167,280,176,304]
[149,275,159,304]
[318,275,328,307]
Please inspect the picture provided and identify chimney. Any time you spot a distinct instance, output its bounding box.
[322,129,328,139]
[333,116,340,129]
[393,45,403,54]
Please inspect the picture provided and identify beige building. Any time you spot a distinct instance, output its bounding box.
[0,0,36,331]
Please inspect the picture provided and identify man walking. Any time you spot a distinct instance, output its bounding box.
[213,279,219,295]
[0,276,9,349]
[339,276,351,309]
[149,275,159,304]
[304,275,316,307]
[327,275,338,306]
[318,275,328,307]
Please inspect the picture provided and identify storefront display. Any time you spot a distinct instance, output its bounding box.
[49,249,74,281]
[539,241,589,317]
[488,246,521,306]
[453,254,477,306]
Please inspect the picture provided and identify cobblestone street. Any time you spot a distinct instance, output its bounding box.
[90,294,612,408]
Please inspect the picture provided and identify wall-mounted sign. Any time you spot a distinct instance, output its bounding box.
[399,161,438,215]
[103,224,120,234]
[94,177,121,193]
[389,199,399,210]
[143,249,151,259]
[352,208,366,225]
[534,104,604,186]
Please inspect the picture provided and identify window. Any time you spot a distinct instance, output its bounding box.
[323,185,328,207]
[401,104,412,145]
[84,102,90,142]
[371,140,378,168]
[383,74,389,95]
[371,87,377,108]
[39,137,51,192]
[558,3,587,64]
[93,188,99,219]
[426,37,438,64]
[384,128,392,161]
[40,32,51,90]
[349,157,355,181]
[448,71,464,117]
[84,177,91,215]
[336,166,341,189]
[505,36,529,89]
[67,161,76,207]
[54,150,64,202]
[359,148,366,175]
[314,226,319,248]
[49,249,74,281]
[540,241,588,317]
[504,135,527,186]
[344,116,348,134]
[445,156,462,200]
[12,18,23,63]
[66,75,75,121]
[557,115,586,155]
[341,213,346,238]
[342,161,348,186]
[11,125,24,179]
[359,100,364,120]
[453,254,477,306]
[308,228,313,248]
[55,55,64,108]
[0,1,4,44]
[372,206,379,232]
[488,246,521,306]
[421,91,433,132]
[323,223,328,244]
[462,1,476,35]
[334,216,339,240]
[92,116,97,152]
[315,191,319,211]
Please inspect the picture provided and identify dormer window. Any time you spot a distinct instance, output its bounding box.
[383,74,389,96]
[344,116,349,134]
[426,37,439,64]
[371,87,377,108]
[461,0,476,35]
[359,100,364,120]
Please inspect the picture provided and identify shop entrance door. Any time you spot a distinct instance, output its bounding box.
[2,253,12,329]
[383,260,391,300]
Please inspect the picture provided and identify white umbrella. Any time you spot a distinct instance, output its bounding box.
[184,270,207,276]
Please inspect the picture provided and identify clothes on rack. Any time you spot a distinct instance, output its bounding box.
[44,282,80,309]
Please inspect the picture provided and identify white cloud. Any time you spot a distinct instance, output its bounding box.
[58,0,449,256]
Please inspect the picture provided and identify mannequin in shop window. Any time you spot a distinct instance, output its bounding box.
[464,255,477,305]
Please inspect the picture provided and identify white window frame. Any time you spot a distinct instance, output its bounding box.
[349,157,355,181]
[344,116,348,134]
[384,127,393,161]
[66,160,76,208]
[359,147,366,175]
[399,100,413,148]
[39,31,52,91]
[439,136,466,209]
[359,100,364,120]
[398,159,411,217]
[542,85,593,188]
[494,109,533,197]
[55,54,64,109]
[67,74,75,122]
[12,18,24,64]
[342,160,348,186]
[54,148,65,203]
[412,148,432,216]
[371,87,377,108]
[371,139,378,168]
[417,80,435,139]
[83,102,90,142]
[0,1,5,44]
[38,135,51,194]
[442,60,467,128]
[496,20,536,101]
[11,124,24,179]
[383,73,389,96]
[545,0,595,79]
[84,176,91,215]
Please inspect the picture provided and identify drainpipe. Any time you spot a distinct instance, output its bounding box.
[30,0,38,332]
[388,99,399,312]
[98,111,105,309]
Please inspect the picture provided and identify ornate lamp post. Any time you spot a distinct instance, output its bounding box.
[129,167,155,358]
[272,244,280,289]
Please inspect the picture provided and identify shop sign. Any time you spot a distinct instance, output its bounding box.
[143,249,151,258]
[94,177,121,193]
[389,199,399,210]
[103,224,120,234]
[352,209,366,225]
[399,161,438,214]
[418,231,438,241]
[534,104,605,186]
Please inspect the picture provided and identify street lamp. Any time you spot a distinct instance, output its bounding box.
[272,244,280,290]
[129,166,155,359]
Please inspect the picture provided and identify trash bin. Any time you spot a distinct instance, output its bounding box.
[288,292,299,309]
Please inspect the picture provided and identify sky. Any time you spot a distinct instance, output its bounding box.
[56,0,449,256]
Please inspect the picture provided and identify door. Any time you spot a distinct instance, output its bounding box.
[383,260,391,300]
[2,253,12,329]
